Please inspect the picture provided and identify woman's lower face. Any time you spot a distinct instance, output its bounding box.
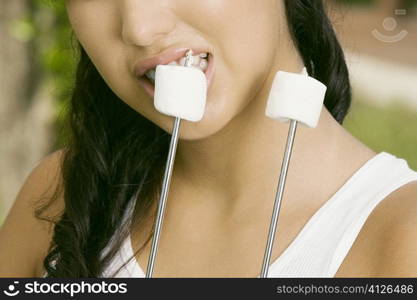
[65,0,303,140]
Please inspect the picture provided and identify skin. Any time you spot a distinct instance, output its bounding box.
[0,0,416,277]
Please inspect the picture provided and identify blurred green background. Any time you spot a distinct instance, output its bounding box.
[0,0,416,223]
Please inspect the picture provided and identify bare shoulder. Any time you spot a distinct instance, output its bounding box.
[373,180,417,276]
[336,180,417,277]
[0,149,66,277]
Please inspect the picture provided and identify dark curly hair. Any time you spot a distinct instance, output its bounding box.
[38,0,351,277]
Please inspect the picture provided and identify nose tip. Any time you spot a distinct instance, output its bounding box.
[121,3,175,47]
[122,26,164,47]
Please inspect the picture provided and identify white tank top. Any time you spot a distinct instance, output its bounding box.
[97,151,417,277]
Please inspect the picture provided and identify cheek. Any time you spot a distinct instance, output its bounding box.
[66,2,116,52]
[185,1,281,123]
[67,2,122,80]
[66,1,153,115]
[187,0,279,75]
[65,0,284,140]
[172,1,283,140]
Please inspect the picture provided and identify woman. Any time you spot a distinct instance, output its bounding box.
[1,0,417,278]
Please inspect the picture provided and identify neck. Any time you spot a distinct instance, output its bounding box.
[174,66,375,214]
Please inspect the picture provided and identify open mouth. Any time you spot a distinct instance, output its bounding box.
[138,52,214,98]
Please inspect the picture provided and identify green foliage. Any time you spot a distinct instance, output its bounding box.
[344,99,417,171]
[23,0,417,171]
[9,17,36,42]
[32,0,77,149]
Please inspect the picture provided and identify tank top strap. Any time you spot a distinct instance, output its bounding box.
[268,152,417,277]
[101,152,417,278]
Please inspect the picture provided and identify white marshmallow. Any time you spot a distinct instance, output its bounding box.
[154,64,207,122]
[265,69,327,128]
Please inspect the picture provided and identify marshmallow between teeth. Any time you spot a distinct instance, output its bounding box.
[265,69,327,128]
[154,64,207,122]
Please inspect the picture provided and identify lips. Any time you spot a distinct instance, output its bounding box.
[134,47,215,98]
[135,47,205,78]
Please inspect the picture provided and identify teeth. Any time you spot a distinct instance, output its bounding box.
[144,52,209,84]
[199,59,208,70]
[145,68,156,83]
[178,52,209,67]
[178,56,194,67]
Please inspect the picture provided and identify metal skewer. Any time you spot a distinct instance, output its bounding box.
[259,119,298,278]
[146,50,194,278]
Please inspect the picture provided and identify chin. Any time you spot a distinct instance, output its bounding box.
[150,96,235,141]
[177,124,220,141]
[169,111,232,141]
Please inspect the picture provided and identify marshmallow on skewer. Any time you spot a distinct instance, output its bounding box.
[145,49,207,278]
[154,63,207,122]
[265,67,327,128]
[259,67,327,278]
